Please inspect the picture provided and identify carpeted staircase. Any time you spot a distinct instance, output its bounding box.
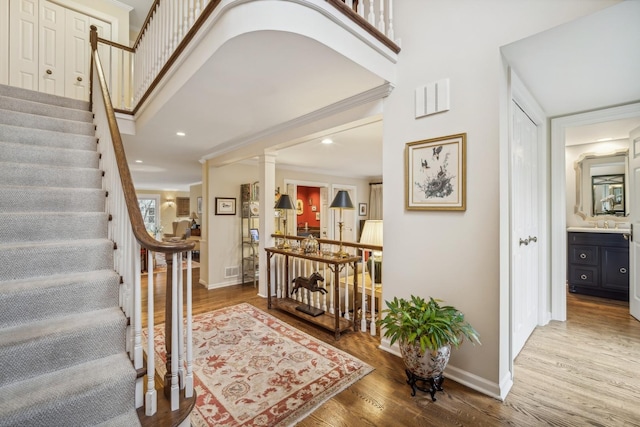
[0,84,140,426]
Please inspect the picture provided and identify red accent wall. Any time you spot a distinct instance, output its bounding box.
[297,186,320,228]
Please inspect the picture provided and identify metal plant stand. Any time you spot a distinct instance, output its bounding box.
[405,369,445,401]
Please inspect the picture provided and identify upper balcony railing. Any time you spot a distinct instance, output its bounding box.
[97,0,399,113]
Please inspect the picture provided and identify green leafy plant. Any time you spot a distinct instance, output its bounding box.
[377,295,481,353]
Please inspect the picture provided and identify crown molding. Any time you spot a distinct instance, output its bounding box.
[200,83,393,162]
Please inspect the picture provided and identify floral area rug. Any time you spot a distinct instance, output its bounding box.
[146,303,373,426]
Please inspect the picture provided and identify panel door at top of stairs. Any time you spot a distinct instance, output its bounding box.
[8,0,111,101]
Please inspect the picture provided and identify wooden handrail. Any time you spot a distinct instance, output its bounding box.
[133,0,160,49]
[90,25,194,254]
[271,234,382,253]
[97,37,135,53]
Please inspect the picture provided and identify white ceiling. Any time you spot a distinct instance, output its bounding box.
[119,1,640,190]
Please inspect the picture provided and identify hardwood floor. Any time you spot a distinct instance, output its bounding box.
[142,270,640,426]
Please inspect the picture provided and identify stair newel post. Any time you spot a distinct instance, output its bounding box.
[133,237,144,371]
[170,252,180,410]
[164,252,174,399]
[177,251,185,388]
[145,249,158,415]
[185,250,194,397]
[133,237,144,408]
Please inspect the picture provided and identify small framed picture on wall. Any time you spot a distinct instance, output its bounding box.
[359,203,367,216]
[215,197,236,215]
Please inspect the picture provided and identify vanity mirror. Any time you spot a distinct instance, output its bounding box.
[574,149,629,219]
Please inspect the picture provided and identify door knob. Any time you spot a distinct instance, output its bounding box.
[77,76,83,82]
[46,69,52,75]
[519,238,529,246]
[528,236,537,243]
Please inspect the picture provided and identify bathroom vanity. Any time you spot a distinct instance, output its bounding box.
[567,228,630,301]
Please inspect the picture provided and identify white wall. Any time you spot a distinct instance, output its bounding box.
[384,0,618,399]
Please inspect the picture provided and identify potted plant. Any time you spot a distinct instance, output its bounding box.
[377,295,480,399]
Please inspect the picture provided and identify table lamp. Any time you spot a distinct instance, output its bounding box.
[329,190,354,257]
[359,220,383,283]
[190,211,199,228]
[274,194,294,249]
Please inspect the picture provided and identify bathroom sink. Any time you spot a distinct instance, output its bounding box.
[567,226,629,234]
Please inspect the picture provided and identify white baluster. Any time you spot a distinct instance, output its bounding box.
[345,0,353,8]
[322,263,328,312]
[328,263,335,315]
[357,0,364,17]
[189,0,195,26]
[185,251,194,397]
[378,0,385,35]
[387,0,394,40]
[367,0,375,26]
[145,249,157,415]
[342,268,350,321]
[370,256,377,336]
[170,253,179,411]
[183,0,189,40]
[361,253,367,332]
[173,1,180,54]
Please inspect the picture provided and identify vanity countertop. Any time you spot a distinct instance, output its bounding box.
[567,226,629,234]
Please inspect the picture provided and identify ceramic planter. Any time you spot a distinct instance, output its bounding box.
[400,342,450,399]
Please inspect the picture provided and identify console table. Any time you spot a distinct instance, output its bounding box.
[265,247,360,339]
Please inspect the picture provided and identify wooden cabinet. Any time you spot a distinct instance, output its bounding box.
[567,231,629,301]
[265,247,359,339]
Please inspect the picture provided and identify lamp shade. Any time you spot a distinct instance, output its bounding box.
[359,220,383,246]
[190,211,199,220]
[329,190,354,209]
[274,194,295,210]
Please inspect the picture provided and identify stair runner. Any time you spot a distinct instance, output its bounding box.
[0,84,140,426]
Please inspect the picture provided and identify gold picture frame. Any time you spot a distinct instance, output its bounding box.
[405,133,466,211]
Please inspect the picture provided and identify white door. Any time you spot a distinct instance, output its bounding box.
[320,187,329,239]
[64,9,110,101]
[39,0,64,96]
[64,8,89,100]
[512,101,540,357]
[629,126,640,321]
[9,0,39,90]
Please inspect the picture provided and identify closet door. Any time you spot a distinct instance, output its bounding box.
[9,0,38,90]
[64,8,111,101]
[64,8,89,100]
[39,0,65,96]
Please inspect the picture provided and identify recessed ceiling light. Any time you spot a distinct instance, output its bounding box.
[176,131,186,136]
[135,160,143,163]
[321,138,333,145]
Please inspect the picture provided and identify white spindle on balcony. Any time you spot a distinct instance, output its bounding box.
[267,238,382,336]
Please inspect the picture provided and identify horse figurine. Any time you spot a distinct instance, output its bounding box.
[291,272,326,296]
